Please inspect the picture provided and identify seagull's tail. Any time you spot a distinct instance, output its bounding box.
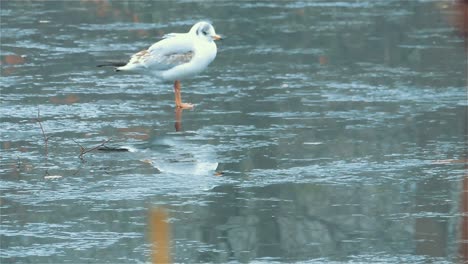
[96,62,127,72]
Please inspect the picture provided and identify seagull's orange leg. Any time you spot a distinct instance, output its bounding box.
[174,80,194,109]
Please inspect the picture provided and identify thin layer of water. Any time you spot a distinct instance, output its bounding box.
[1,0,466,263]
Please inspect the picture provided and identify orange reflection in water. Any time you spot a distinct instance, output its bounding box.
[49,95,80,104]
[440,0,468,260]
[319,55,328,65]
[80,0,153,38]
[149,208,171,264]
[448,0,468,37]
[3,54,25,65]
[449,0,468,262]
[117,127,151,140]
[80,0,112,18]
[2,54,26,75]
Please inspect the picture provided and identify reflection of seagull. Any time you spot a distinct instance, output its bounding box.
[152,137,219,177]
[98,21,222,109]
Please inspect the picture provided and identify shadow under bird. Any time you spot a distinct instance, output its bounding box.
[97,21,222,109]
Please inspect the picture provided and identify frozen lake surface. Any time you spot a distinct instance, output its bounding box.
[1,1,467,263]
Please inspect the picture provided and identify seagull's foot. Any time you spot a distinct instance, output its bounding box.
[176,102,194,109]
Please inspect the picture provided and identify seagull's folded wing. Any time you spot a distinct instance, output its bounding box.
[146,34,195,70]
[122,34,195,71]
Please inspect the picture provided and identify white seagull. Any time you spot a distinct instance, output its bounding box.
[98,21,222,109]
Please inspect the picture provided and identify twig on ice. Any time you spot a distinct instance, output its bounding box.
[72,138,112,162]
[35,108,50,157]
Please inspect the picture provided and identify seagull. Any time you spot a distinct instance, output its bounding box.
[97,21,222,109]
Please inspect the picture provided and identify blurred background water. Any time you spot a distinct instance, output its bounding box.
[1,0,467,263]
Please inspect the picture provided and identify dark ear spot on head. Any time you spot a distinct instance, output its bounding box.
[199,24,211,35]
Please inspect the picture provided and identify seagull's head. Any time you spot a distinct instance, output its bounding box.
[190,21,222,42]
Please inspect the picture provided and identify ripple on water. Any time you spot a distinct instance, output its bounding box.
[242,157,456,188]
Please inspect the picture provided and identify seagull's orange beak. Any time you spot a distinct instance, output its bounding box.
[212,34,223,41]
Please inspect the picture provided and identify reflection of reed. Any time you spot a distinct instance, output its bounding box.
[150,208,171,264]
[35,108,50,158]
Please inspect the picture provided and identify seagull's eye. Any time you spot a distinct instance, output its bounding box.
[202,30,208,35]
